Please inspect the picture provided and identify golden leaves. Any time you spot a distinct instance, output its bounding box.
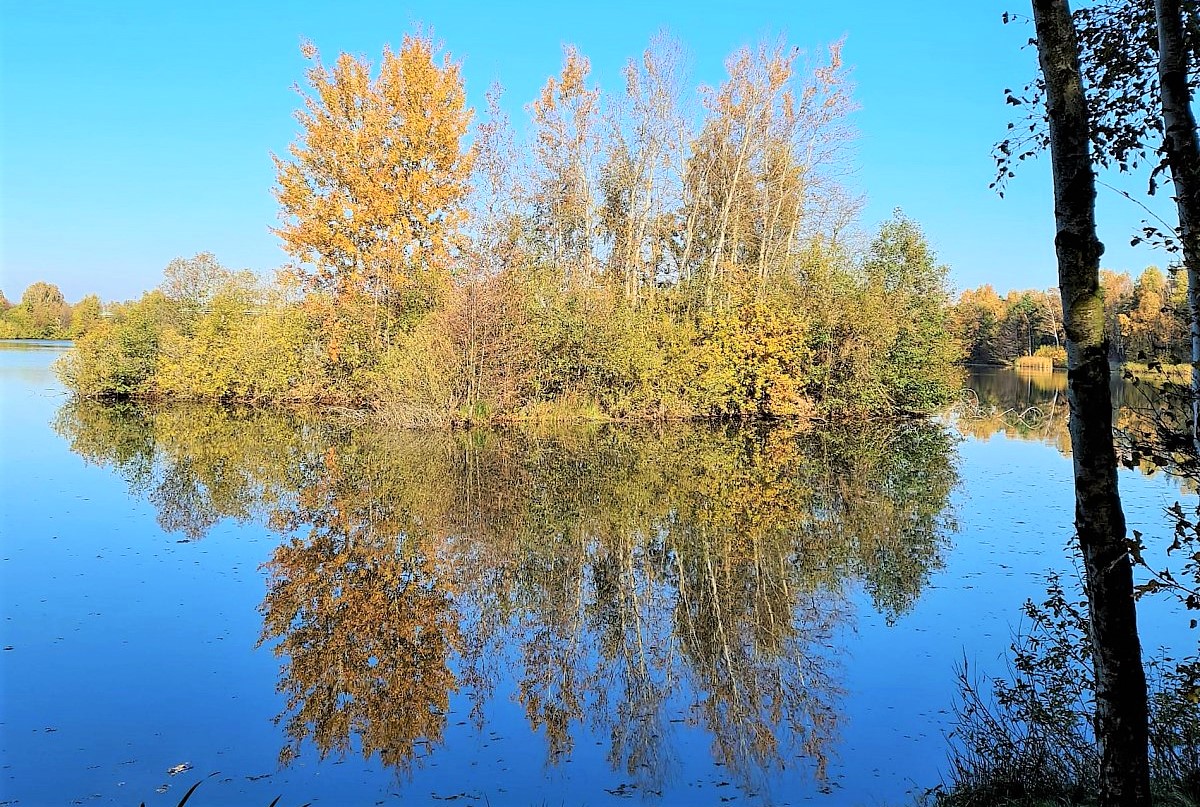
[273,32,473,350]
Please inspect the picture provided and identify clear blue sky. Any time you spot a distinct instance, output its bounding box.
[0,0,1172,303]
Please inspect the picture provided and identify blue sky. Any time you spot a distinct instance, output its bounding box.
[0,0,1173,303]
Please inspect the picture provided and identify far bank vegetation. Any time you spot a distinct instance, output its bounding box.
[0,282,104,340]
[951,265,1191,372]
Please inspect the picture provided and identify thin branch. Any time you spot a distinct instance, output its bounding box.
[1097,177,1181,235]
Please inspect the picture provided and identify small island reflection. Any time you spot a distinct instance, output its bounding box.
[55,401,958,794]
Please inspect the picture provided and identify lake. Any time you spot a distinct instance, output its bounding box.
[0,345,1192,806]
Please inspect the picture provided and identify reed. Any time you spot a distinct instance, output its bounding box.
[1013,355,1055,373]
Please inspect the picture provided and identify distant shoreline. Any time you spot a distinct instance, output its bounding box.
[0,338,73,348]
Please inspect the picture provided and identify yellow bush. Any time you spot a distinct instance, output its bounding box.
[373,313,460,428]
[1034,344,1068,368]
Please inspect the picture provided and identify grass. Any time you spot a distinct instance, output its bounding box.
[511,393,612,424]
[919,574,1200,807]
[1013,355,1056,373]
[1124,361,1194,384]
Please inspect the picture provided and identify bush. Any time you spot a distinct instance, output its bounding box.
[1035,344,1068,368]
[57,291,179,398]
[930,574,1200,807]
[373,314,460,428]
[156,285,323,402]
[686,298,814,419]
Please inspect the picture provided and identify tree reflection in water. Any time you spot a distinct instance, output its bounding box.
[55,402,958,794]
[958,367,1194,485]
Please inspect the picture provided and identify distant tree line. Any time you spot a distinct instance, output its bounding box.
[951,265,1189,367]
[0,282,105,340]
[58,31,962,423]
[951,284,1065,366]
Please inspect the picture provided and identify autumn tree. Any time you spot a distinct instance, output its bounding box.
[18,281,69,337]
[1101,268,1136,359]
[1120,265,1177,359]
[527,46,602,286]
[690,41,795,306]
[681,39,855,309]
[466,83,527,280]
[1034,287,1065,350]
[68,294,103,339]
[363,82,538,424]
[160,252,232,315]
[1030,1,1152,803]
[1002,292,1044,358]
[600,33,690,304]
[953,285,1007,364]
[273,33,473,355]
[862,212,959,410]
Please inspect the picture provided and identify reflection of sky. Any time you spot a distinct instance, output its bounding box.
[2,347,1195,806]
[838,430,1193,803]
[2,347,294,805]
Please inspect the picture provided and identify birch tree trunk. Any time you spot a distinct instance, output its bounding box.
[1154,0,1200,438]
[1030,2,1152,804]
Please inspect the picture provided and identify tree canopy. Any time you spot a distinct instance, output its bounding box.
[59,30,962,424]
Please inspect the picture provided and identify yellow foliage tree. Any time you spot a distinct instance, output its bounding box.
[273,33,474,357]
[1119,266,1176,361]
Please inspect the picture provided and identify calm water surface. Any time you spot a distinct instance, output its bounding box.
[0,351,1191,805]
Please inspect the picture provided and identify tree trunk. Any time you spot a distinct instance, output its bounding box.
[1030,2,1152,805]
[1154,0,1200,437]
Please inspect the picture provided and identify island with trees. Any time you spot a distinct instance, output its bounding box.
[47,34,961,425]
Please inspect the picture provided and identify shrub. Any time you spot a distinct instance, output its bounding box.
[1035,345,1068,368]
[57,291,180,398]
[931,574,1200,807]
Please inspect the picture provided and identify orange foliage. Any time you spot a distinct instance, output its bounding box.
[273,32,473,352]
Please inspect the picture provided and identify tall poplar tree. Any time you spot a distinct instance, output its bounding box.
[273,33,473,353]
[528,46,602,286]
